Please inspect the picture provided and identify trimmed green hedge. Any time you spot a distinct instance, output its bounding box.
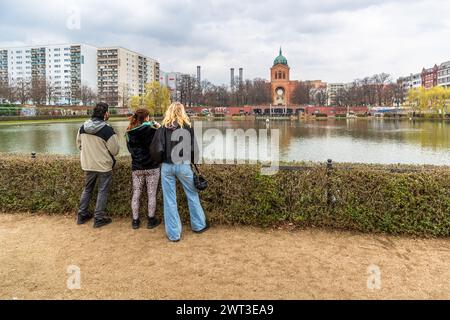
[0,155,449,236]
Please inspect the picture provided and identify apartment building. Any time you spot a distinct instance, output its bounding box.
[97,47,160,108]
[421,65,438,89]
[0,44,98,105]
[160,71,185,102]
[438,61,450,88]
[326,83,345,106]
[397,73,422,97]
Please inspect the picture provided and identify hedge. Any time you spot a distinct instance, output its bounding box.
[0,155,449,236]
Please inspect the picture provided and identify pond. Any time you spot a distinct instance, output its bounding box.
[0,119,449,165]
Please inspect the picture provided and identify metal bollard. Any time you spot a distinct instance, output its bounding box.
[326,159,333,205]
[327,159,333,171]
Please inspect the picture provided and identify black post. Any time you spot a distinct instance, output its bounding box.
[326,159,333,205]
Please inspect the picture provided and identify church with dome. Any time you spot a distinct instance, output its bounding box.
[270,48,300,106]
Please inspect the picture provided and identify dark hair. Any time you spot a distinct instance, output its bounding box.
[127,108,150,131]
[92,102,109,119]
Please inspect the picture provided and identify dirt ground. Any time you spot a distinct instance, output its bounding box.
[1,214,450,300]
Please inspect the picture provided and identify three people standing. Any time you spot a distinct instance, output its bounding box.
[76,102,208,242]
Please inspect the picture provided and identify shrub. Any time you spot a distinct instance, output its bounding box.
[0,155,449,236]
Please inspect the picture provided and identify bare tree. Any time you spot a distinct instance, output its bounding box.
[291,82,312,105]
[46,82,56,105]
[15,80,31,105]
[310,88,328,106]
[31,77,47,106]
[80,85,97,106]
[180,75,197,107]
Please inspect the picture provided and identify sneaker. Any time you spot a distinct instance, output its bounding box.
[132,219,141,230]
[77,213,93,225]
[193,222,210,234]
[94,216,112,229]
[147,217,161,229]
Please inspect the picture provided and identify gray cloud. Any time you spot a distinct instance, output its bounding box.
[1,0,449,84]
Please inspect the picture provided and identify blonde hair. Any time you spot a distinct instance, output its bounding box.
[162,102,192,128]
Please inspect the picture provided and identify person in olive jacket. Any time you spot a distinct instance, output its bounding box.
[126,108,162,230]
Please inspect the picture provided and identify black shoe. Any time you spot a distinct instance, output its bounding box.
[94,217,112,229]
[193,222,210,234]
[147,217,161,229]
[132,219,141,230]
[77,213,93,225]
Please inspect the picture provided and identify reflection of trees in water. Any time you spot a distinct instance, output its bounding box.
[407,121,450,151]
[0,119,448,157]
[201,119,450,154]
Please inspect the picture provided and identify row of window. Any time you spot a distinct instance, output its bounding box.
[438,77,450,84]
[274,71,287,80]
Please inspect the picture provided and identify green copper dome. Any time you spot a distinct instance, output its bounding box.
[273,48,288,66]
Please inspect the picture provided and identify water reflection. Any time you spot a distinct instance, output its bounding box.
[0,119,448,165]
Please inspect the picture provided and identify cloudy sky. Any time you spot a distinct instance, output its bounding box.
[1,0,449,85]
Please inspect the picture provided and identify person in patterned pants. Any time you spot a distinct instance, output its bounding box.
[131,168,160,222]
[126,109,162,230]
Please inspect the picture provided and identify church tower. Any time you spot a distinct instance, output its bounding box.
[270,48,292,106]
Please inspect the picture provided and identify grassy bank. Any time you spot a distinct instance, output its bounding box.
[0,155,449,236]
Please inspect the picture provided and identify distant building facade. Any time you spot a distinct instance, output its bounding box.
[160,71,184,101]
[0,43,98,105]
[421,65,438,89]
[438,61,450,88]
[326,83,345,106]
[270,48,299,106]
[0,43,160,108]
[97,47,159,108]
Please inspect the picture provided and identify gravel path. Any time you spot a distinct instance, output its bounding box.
[1,214,449,300]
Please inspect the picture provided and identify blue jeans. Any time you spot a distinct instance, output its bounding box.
[161,163,206,241]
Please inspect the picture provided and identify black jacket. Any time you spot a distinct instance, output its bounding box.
[150,124,199,165]
[126,123,160,171]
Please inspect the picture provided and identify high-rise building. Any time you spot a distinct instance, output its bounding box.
[0,43,98,105]
[97,47,159,108]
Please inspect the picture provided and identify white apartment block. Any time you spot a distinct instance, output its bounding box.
[397,73,422,96]
[438,61,450,88]
[97,47,160,108]
[326,83,345,106]
[0,44,98,105]
[159,71,184,102]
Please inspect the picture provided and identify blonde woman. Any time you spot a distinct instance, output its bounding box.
[150,102,208,242]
